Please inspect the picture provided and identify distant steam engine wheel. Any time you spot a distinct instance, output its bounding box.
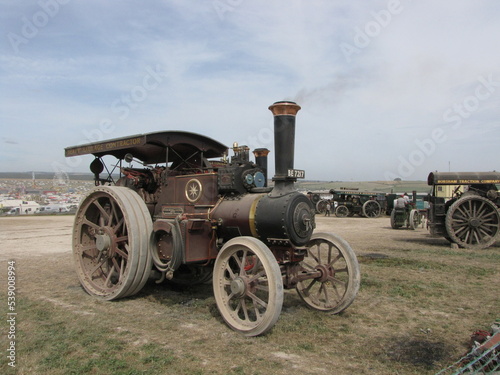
[362,200,381,218]
[335,205,349,217]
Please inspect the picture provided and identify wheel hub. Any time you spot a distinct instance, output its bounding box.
[315,264,333,283]
[230,277,247,297]
[95,233,111,252]
[469,218,481,228]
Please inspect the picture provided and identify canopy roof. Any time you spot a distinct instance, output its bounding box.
[427,172,500,185]
[329,189,385,197]
[65,131,228,165]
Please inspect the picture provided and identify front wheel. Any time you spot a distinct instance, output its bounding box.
[409,209,420,230]
[362,200,381,218]
[213,237,283,336]
[296,232,360,313]
[335,205,349,217]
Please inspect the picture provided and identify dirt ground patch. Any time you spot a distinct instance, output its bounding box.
[0,214,499,374]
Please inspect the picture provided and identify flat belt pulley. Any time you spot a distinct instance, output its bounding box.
[150,219,184,277]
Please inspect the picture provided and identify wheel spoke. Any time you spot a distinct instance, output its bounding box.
[247,291,267,309]
[92,200,111,224]
[334,266,348,274]
[224,262,237,280]
[240,299,250,321]
[115,244,129,260]
[115,235,128,243]
[300,278,317,295]
[326,277,344,300]
[328,252,342,268]
[82,217,100,232]
[478,210,498,220]
[472,229,481,244]
[105,264,116,287]
[327,275,347,287]
[247,269,266,284]
[254,283,269,292]
[247,257,263,277]
[455,205,470,219]
[113,216,125,234]
[309,247,320,264]
[90,258,107,276]
[226,291,237,303]
[111,257,121,276]
[240,250,248,275]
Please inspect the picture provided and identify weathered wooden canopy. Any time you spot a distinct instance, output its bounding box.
[427,171,500,186]
[65,131,228,165]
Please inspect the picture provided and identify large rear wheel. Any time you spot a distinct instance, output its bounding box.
[445,196,500,249]
[213,237,283,336]
[73,186,153,300]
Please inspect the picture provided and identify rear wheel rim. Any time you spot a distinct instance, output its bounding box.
[73,186,152,300]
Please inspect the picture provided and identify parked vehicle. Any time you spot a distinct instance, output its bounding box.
[426,171,500,249]
[65,101,361,336]
[38,205,70,214]
[6,201,40,215]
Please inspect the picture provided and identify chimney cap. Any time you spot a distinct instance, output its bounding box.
[268,101,301,116]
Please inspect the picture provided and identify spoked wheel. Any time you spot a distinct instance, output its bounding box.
[335,205,349,217]
[316,200,327,214]
[73,186,153,300]
[390,209,399,229]
[213,237,283,336]
[296,232,360,313]
[445,196,500,249]
[362,200,381,218]
[409,209,420,230]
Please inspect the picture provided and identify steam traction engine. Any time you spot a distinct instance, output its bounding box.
[329,189,385,218]
[65,101,360,336]
[427,171,500,249]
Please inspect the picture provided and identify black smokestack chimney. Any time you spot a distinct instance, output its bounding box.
[268,101,301,195]
[253,148,270,187]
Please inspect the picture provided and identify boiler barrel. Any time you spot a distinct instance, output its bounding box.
[212,192,315,247]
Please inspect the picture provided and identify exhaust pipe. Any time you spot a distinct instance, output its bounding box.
[268,101,301,196]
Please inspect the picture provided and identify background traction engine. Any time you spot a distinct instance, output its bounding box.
[65,101,361,336]
[426,172,500,249]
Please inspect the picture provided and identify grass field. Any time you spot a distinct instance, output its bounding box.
[0,215,499,374]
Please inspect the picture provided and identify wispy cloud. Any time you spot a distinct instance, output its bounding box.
[1,0,499,180]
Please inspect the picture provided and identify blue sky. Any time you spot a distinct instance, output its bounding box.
[1,0,499,181]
